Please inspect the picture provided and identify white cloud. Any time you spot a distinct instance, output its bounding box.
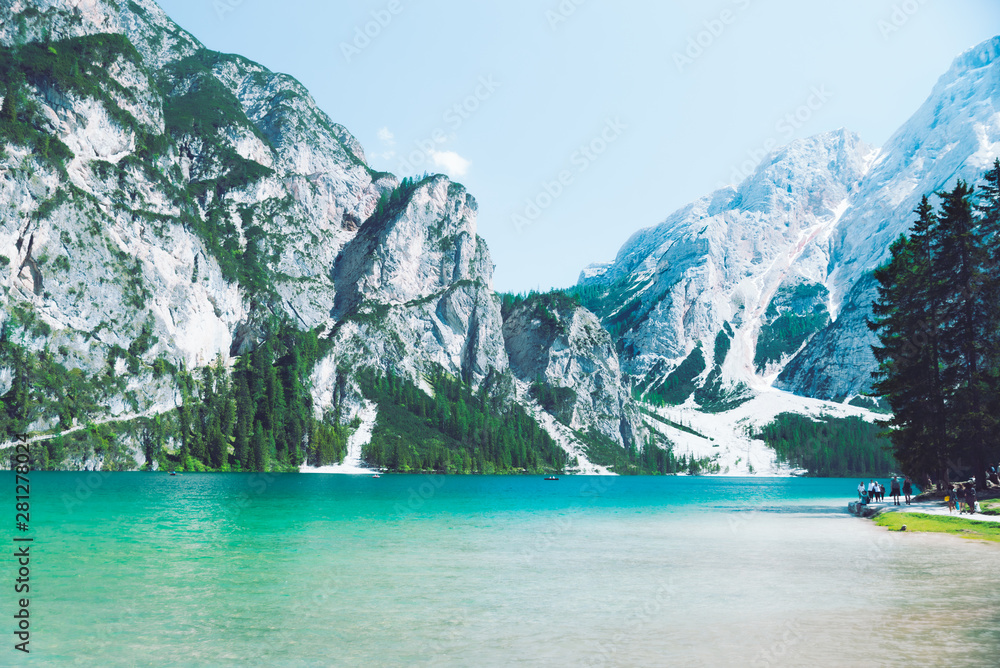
[429,150,471,178]
[377,127,395,145]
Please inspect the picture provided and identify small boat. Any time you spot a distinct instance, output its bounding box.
[372,474,380,478]
[169,471,177,476]
[544,476,559,481]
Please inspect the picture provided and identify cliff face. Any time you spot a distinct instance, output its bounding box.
[0,0,387,378]
[502,293,643,450]
[324,176,508,392]
[0,0,642,469]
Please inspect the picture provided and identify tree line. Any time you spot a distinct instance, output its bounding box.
[869,161,1000,489]
[170,324,346,471]
[753,413,896,477]
[358,368,568,473]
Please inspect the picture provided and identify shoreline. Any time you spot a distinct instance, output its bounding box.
[850,497,1000,542]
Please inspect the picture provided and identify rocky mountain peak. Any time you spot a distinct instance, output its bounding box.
[1,0,201,66]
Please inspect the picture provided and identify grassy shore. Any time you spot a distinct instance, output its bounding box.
[874,512,1000,542]
[980,499,1000,516]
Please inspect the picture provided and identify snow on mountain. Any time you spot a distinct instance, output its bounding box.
[584,35,1000,406]
[780,35,1000,398]
[580,130,874,391]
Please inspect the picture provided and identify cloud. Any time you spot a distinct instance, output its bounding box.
[429,150,471,178]
[377,127,395,145]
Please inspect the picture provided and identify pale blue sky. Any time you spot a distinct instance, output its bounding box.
[156,0,1000,293]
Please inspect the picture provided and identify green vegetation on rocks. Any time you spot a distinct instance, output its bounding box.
[635,345,705,406]
[755,284,830,372]
[695,327,752,413]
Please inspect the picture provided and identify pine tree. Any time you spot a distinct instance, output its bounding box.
[871,201,947,479]
[872,174,1000,489]
[250,421,266,472]
[233,366,252,469]
[207,419,225,469]
[1,91,15,125]
[934,181,991,489]
[976,159,1000,458]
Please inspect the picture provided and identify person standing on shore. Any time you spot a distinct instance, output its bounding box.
[902,477,913,505]
[890,477,901,506]
[965,484,977,515]
[858,481,866,502]
[869,479,878,503]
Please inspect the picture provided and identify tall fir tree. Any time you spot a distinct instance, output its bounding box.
[233,362,253,469]
[871,170,1000,489]
[934,181,991,489]
[249,420,266,472]
[870,200,947,478]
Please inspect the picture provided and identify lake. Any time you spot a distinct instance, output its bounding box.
[6,473,998,666]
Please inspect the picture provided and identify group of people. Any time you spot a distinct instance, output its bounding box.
[856,476,913,506]
[947,482,981,514]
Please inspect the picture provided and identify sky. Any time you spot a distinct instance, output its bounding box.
[155,0,1000,294]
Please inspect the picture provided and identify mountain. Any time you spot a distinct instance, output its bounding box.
[0,0,650,472]
[779,36,1000,398]
[4,0,989,475]
[579,35,1000,406]
[576,130,875,398]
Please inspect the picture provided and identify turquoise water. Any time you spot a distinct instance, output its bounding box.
[4,473,999,666]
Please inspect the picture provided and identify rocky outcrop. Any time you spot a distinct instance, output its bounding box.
[502,293,643,449]
[0,0,386,415]
[326,176,508,389]
[0,0,647,470]
[775,274,880,399]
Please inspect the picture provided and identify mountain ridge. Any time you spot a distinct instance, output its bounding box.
[0,0,657,474]
[577,34,1000,406]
